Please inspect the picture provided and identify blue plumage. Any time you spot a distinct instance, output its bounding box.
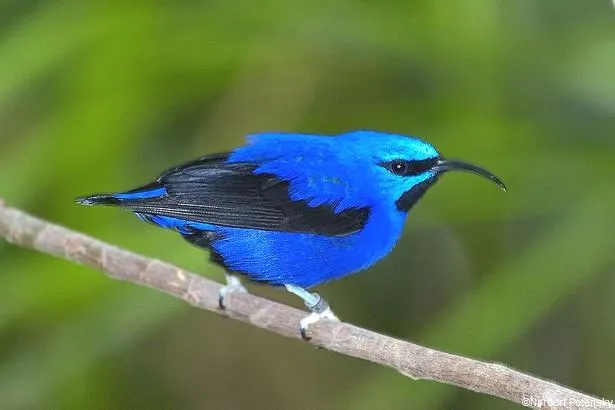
[77,130,505,338]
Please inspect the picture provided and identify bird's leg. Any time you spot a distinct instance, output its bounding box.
[284,284,340,340]
[218,273,248,309]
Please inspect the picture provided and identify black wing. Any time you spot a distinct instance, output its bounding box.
[117,154,369,236]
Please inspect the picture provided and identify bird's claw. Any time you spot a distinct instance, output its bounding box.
[299,306,340,341]
[218,275,248,310]
[283,284,340,340]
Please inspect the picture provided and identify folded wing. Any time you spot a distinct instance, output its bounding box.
[87,154,369,237]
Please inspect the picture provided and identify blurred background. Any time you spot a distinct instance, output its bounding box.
[1,1,614,409]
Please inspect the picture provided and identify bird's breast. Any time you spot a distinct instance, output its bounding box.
[209,206,407,288]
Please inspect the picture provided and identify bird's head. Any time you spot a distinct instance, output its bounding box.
[341,131,506,211]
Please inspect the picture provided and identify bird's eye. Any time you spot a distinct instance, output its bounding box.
[381,158,438,177]
[389,160,409,176]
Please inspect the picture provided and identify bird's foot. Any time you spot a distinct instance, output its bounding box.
[218,274,248,310]
[299,302,340,341]
[284,284,339,340]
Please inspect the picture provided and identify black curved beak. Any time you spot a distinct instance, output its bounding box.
[432,158,507,192]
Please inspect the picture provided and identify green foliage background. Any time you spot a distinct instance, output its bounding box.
[1,1,614,409]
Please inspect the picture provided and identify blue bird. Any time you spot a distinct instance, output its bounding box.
[77,130,505,339]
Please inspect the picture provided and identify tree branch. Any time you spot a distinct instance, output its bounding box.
[0,199,612,410]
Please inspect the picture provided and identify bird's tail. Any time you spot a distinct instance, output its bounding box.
[75,194,122,206]
[76,183,167,207]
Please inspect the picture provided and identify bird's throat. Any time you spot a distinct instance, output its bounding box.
[395,177,438,212]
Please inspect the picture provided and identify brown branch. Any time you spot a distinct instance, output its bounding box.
[0,199,612,410]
